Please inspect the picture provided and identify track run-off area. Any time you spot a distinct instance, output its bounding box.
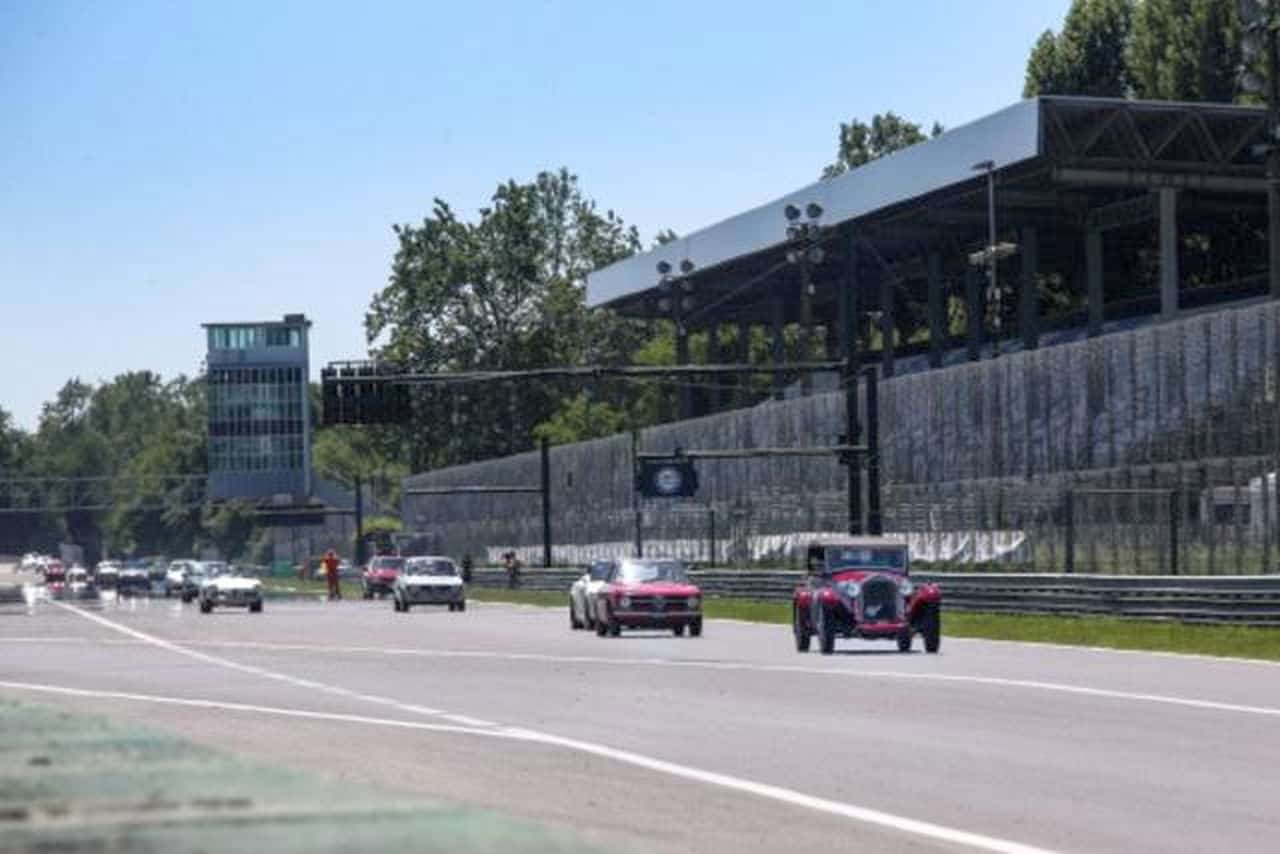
[2,592,1278,853]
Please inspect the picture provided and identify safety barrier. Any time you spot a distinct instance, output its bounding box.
[469,568,1280,626]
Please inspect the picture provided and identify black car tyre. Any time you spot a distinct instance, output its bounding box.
[793,605,811,653]
[595,615,608,637]
[362,586,372,600]
[672,624,685,637]
[818,607,836,655]
[249,600,263,614]
[199,599,213,614]
[897,629,912,653]
[922,606,941,653]
[457,600,466,612]
[689,618,703,638]
[608,621,621,637]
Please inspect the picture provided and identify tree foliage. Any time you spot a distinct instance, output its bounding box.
[1023,0,1133,98]
[822,113,943,179]
[1127,0,1242,102]
[1025,0,1245,103]
[366,168,649,467]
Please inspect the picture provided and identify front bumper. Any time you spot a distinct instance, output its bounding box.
[364,578,396,592]
[612,609,701,628]
[207,589,262,607]
[400,586,463,604]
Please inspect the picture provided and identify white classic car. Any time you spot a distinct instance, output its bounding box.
[198,570,263,613]
[568,560,614,631]
[393,556,466,612]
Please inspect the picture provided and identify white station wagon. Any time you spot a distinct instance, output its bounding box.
[393,556,466,612]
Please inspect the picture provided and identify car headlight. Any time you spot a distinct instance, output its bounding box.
[899,580,914,597]
[687,596,700,609]
[619,595,631,608]
[837,580,861,598]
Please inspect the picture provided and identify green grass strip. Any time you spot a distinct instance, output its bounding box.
[467,588,1280,662]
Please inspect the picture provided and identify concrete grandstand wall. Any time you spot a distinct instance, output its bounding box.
[404,300,1280,571]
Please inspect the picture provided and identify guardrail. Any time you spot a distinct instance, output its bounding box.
[469,568,1280,626]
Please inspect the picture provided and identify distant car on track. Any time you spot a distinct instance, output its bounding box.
[42,560,66,587]
[198,568,263,614]
[117,565,150,596]
[592,558,702,638]
[392,556,465,612]
[164,560,199,597]
[792,538,941,655]
[362,555,405,599]
[568,560,613,630]
[95,561,120,589]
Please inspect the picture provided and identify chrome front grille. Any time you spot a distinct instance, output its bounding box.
[860,577,899,622]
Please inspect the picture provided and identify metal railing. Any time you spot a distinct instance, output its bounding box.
[467,568,1280,626]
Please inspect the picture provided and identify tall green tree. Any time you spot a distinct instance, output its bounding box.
[1023,0,1133,97]
[366,168,645,468]
[1128,0,1242,102]
[822,113,943,179]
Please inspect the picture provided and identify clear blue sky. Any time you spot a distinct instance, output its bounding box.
[1,0,1067,431]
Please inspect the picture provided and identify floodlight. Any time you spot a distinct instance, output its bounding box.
[680,296,695,312]
[656,296,673,313]
[784,203,802,221]
[807,246,825,265]
[805,202,823,220]
[679,259,695,274]
[656,260,672,275]
[1241,69,1267,95]
[786,249,800,265]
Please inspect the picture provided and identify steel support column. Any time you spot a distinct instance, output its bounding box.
[927,252,944,369]
[1158,187,1180,320]
[675,323,692,418]
[1086,228,1104,337]
[879,273,895,378]
[771,299,786,400]
[965,264,983,361]
[735,320,752,408]
[842,237,863,535]
[1019,226,1039,350]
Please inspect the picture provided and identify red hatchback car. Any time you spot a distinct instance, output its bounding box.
[361,555,405,599]
[593,558,703,638]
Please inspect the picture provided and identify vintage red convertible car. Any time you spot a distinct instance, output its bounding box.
[593,558,703,637]
[793,538,941,655]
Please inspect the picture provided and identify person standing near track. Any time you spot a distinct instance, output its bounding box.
[322,549,341,600]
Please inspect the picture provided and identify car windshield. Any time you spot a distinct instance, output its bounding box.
[613,559,687,584]
[408,560,456,576]
[372,557,405,570]
[588,563,612,581]
[826,547,907,572]
[202,562,227,575]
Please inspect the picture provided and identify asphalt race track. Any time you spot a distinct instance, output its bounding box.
[2,590,1278,853]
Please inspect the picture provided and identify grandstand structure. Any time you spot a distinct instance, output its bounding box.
[588,96,1275,417]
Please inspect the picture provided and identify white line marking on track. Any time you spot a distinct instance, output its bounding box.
[9,629,1280,720]
[0,677,1054,854]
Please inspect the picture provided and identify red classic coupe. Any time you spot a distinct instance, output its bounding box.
[592,558,703,638]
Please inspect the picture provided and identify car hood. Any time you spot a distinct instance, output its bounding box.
[829,569,907,584]
[609,581,701,597]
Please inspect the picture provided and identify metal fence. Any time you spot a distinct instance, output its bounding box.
[469,568,1280,626]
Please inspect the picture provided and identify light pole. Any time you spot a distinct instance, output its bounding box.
[1241,0,1280,300]
[968,160,1017,357]
[784,202,825,393]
